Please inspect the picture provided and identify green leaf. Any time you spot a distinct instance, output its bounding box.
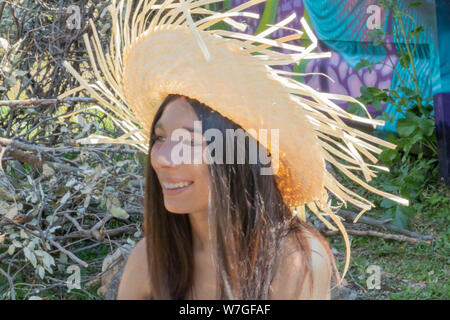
[400,86,416,97]
[381,207,395,221]
[37,265,45,279]
[8,244,15,256]
[380,198,396,209]
[418,119,435,137]
[46,252,56,266]
[355,59,371,72]
[34,249,45,257]
[410,26,424,37]
[24,247,37,268]
[374,37,385,47]
[379,149,399,165]
[390,90,400,99]
[255,0,280,35]
[347,102,366,116]
[369,29,384,40]
[41,251,56,269]
[12,239,22,248]
[372,100,382,110]
[60,191,71,206]
[383,112,396,123]
[367,87,383,97]
[398,97,410,107]
[360,86,369,97]
[397,118,417,137]
[391,205,413,229]
[397,51,411,69]
[409,2,421,7]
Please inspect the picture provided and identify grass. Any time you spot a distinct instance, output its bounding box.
[329,171,449,300]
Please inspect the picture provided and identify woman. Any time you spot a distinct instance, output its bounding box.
[117,93,338,300]
[61,0,408,301]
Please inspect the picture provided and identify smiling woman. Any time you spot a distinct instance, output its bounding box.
[61,0,408,301]
[117,94,338,300]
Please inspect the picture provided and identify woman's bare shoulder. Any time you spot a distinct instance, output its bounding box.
[269,228,333,300]
[117,237,151,300]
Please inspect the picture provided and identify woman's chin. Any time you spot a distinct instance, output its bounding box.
[163,200,207,215]
[163,201,191,214]
[166,208,189,214]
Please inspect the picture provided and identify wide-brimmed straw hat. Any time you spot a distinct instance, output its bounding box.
[59,0,409,282]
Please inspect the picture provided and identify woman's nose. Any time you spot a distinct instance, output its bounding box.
[152,139,181,168]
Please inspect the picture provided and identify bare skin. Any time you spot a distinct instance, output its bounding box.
[117,97,332,300]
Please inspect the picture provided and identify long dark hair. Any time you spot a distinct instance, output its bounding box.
[144,94,337,299]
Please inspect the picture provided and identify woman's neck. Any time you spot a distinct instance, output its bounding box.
[188,210,216,254]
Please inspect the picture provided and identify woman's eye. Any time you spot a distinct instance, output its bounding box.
[153,135,166,143]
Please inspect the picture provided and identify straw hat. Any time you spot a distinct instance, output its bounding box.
[59,0,408,281]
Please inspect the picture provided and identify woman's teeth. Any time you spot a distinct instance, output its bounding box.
[162,181,193,189]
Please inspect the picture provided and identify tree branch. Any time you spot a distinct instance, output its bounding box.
[337,209,434,241]
[0,97,97,108]
[321,228,432,244]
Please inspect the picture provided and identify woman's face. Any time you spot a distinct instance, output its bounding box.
[150,97,211,215]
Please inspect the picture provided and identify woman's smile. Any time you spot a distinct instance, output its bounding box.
[161,179,194,195]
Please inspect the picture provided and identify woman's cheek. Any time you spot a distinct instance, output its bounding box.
[150,144,160,169]
[195,164,211,201]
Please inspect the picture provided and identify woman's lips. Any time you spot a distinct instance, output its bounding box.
[161,180,194,196]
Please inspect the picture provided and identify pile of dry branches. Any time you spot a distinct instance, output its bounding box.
[0,0,148,299]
